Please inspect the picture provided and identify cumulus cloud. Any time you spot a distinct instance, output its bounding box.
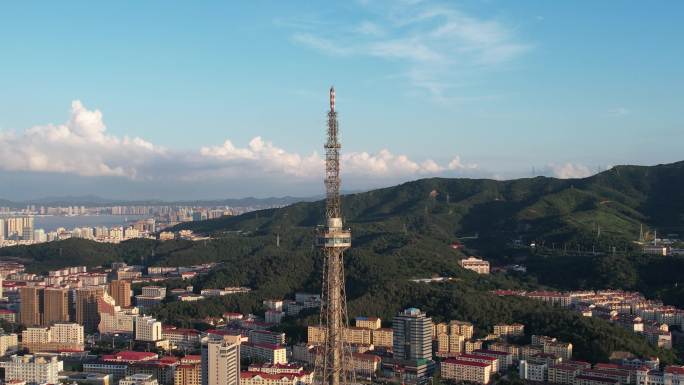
[447,156,478,171]
[0,101,164,178]
[200,137,321,177]
[0,101,476,184]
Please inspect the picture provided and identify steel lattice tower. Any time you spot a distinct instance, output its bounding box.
[315,87,354,385]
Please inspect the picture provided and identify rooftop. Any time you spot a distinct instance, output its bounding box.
[101,351,158,362]
[443,358,491,368]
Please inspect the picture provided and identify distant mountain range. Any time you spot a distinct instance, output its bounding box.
[0,195,320,208]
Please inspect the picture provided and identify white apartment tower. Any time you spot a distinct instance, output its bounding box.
[203,335,241,385]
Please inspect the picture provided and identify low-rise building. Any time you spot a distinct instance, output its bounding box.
[174,363,201,385]
[356,317,382,330]
[83,362,129,382]
[472,349,513,370]
[127,361,176,385]
[163,327,201,350]
[240,371,313,385]
[574,375,620,385]
[21,323,84,352]
[241,342,288,364]
[0,309,17,323]
[544,341,574,361]
[351,353,381,378]
[519,359,548,382]
[459,257,490,274]
[548,362,591,384]
[0,333,19,356]
[448,321,474,339]
[249,330,286,346]
[0,354,63,385]
[493,323,525,338]
[248,363,306,374]
[465,340,483,354]
[120,374,159,385]
[65,372,113,385]
[441,358,492,384]
[458,353,499,373]
[136,316,163,342]
[371,328,393,348]
[579,368,631,385]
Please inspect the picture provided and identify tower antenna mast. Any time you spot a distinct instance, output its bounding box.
[315,86,354,385]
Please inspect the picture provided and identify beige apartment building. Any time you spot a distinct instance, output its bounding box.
[441,358,492,384]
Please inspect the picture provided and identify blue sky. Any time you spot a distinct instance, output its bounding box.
[0,1,682,200]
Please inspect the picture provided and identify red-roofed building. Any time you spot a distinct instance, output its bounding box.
[248,363,305,375]
[127,360,177,385]
[580,368,632,385]
[442,358,492,384]
[102,351,159,363]
[575,375,620,385]
[472,349,513,370]
[351,353,381,377]
[457,353,499,373]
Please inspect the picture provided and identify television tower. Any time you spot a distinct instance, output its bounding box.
[315,87,354,385]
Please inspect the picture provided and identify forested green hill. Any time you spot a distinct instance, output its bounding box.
[2,161,682,363]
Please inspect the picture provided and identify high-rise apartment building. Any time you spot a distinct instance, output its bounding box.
[76,286,105,333]
[393,308,433,361]
[110,280,132,308]
[43,287,70,325]
[391,308,435,384]
[19,286,43,327]
[202,335,241,385]
[6,216,36,241]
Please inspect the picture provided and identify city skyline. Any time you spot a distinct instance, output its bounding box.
[1,1,683,200]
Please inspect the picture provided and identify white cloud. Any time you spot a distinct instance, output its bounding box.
[547,163,594,179]
[447,156,478,170]
[285,1,532,99]
[0,101,476,183]
[0,100,164,178]
[200,137,321,177]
